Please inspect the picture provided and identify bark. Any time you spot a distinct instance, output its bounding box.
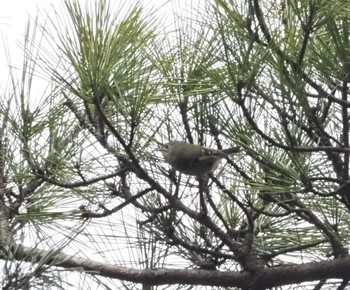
[2,244,349,288]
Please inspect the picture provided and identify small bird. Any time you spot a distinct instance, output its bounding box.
[160,141,240,176]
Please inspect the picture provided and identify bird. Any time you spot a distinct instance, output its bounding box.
[160,141,240,176]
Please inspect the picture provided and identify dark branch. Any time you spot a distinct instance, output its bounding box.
[8,245,350,288]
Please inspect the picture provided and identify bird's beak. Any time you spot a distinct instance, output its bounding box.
[159,145,167,153]
[155,140,166,152]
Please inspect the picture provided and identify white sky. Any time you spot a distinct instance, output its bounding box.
[0,0,54,67]
[0,0,200,88]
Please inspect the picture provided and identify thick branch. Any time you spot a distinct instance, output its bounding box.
[6,245,350,288]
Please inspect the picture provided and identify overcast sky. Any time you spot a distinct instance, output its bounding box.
[1,0,54,65]
[0,0,200,88]
[0,0,190,44]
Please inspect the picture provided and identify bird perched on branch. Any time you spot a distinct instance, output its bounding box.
[160,141,240,176]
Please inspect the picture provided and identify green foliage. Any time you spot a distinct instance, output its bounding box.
[1,0,350,289]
